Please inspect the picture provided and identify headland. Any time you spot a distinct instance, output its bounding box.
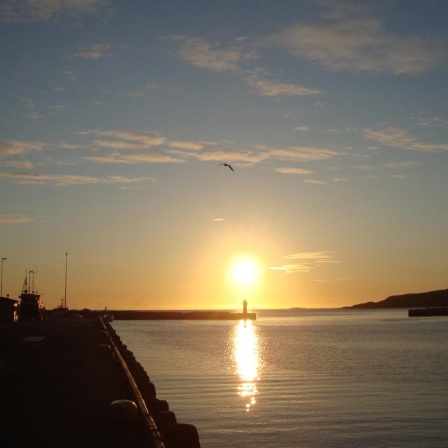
[343,288,448,309]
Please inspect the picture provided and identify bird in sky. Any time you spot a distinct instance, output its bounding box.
[219,163,234,172]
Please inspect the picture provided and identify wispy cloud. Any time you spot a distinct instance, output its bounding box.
[390,174,410,180]
[303,179,326,184]
[73,44,117,60]
[84,130,165,148]
[121,154,185,164]
[168,141,205,151]
[269,146,341,161]
[364,127,448,152]
[171,36,323,97]
[57,142,83,150]
[275,167,313,175]
[0,130,344,174]
[0,0,109,23]
[85,153,184,164]
[168,140,342,167]
[0,160,33,169]
[0,172,153,186]
[269,264,312,273]
[269,5,445,74]
[0,141,45,157]
[83,130,269,167]
[118,90,147,98]
[119,84,161,97]
[188,150,268,165]
[354,164,375,171]
[385,161,421,169]
[172,36,243,73]
[18,97,45,119]
[82,129,343,168]
[93,141,152,150]
[413,116,448,128]
[270,251,338,273]
[0,215,34,224]
[286,251,335,261]
[245,75,324,97]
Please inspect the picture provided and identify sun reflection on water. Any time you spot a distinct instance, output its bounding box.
[233,319,260,412]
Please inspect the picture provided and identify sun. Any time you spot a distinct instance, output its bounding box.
[230,257,259,286]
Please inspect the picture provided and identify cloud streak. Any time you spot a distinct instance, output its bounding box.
[269,8,445,74]
[275,167,313,175]
[168,141,206,151]
[270,146,342,161]
[0,215,34,224]
[172,37,243,73]
[0,129,345,178]
[385,161,421,169]
[83,130,344,169]
[0,141,45,157]
[188,150,268,165]
[245,75,324,97]
[171,36,323,97]
[85,154,183,164]
[86,130,165,147]
[364,127,448,152]
[73,44,116,60]
[0,172,153,186]
[0,160,34,169]
[270,251,338,273]
[0,0,109,23]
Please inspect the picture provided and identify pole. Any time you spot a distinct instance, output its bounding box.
[64,252,68,310]
[1,258,6,297]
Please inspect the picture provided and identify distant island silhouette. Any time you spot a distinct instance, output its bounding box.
[344,289,448,309]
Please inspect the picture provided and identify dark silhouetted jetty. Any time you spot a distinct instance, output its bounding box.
[111,310,256,321]
[111,301,256,321]
[0,317,200,448]
[408,307,448,317]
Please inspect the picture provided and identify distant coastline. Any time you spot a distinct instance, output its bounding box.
[343,289,448,309]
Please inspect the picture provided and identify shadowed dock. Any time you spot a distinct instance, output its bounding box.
[0,318,153,447]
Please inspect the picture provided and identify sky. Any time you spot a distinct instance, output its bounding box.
[1,0,448,310]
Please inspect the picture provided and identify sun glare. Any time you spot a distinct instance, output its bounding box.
[230,257,259,286]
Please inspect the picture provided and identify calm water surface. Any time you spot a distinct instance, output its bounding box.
[112,309,448,447]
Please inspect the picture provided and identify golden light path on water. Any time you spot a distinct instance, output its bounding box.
[233,319,260,412]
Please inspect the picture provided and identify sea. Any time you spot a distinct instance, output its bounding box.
[111,309,448,447]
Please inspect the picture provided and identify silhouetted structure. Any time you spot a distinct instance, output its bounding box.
[109,310,256,320]
[18,271,46,321]
[408,307,448,317]
[0,296,18,322]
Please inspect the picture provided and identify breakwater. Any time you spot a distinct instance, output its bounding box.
[111,310,256,320]
[1,317,158,447]
[408,307,448,317]
[100,317,201,448]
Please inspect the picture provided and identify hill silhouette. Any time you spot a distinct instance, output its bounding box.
[344,289,448,309]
